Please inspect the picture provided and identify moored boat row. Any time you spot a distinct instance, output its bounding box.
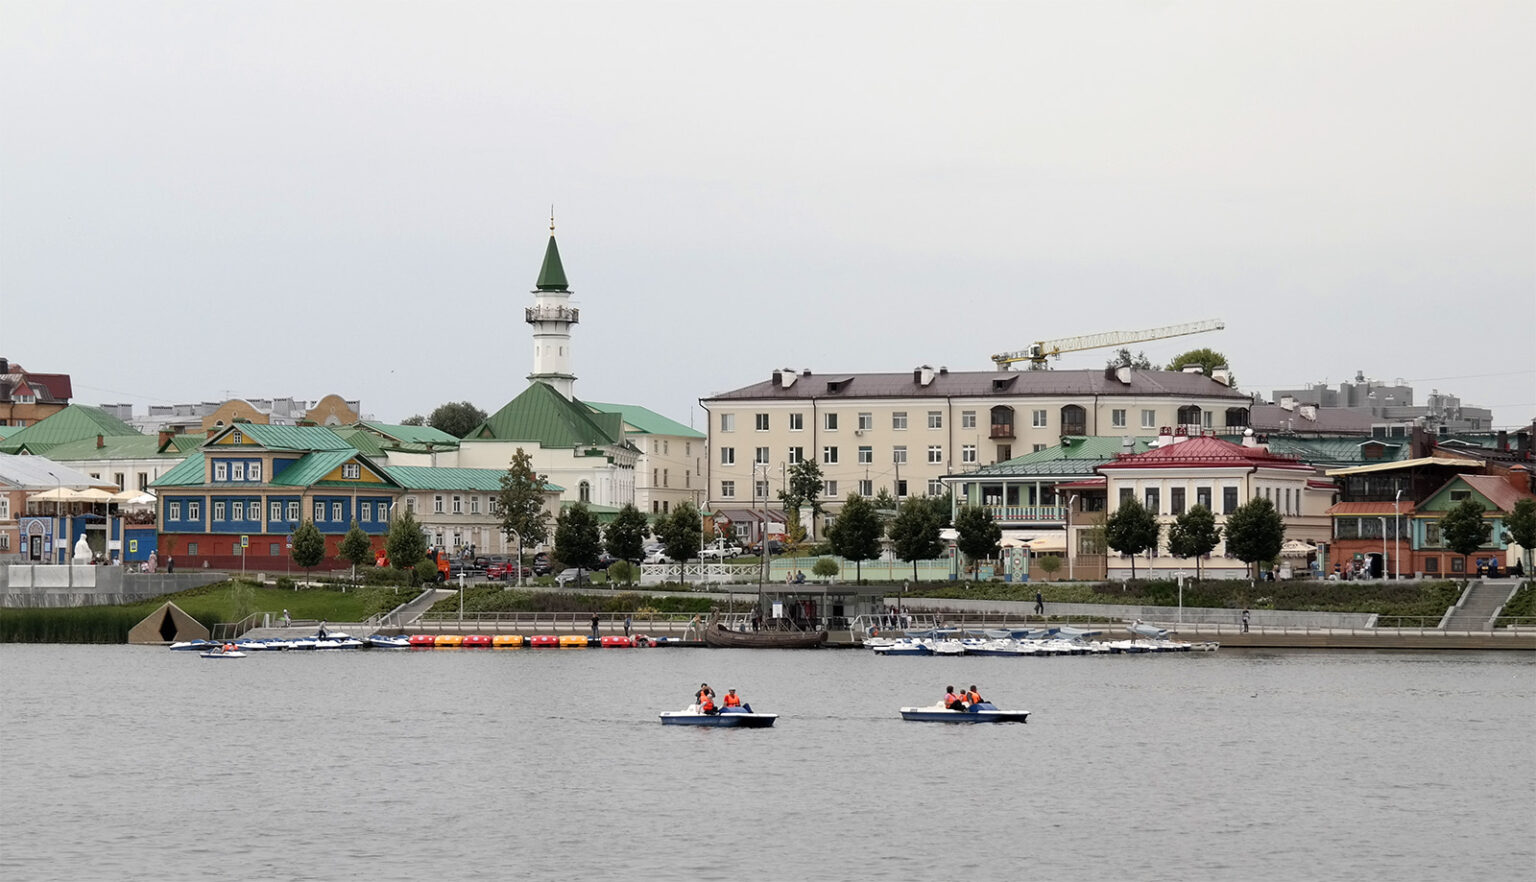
[169,632,686,653]
[865,626,1218,657]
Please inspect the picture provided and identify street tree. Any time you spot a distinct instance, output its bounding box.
[605,503,649,563]
[889,496,944,582]
[338,520,373,586]
[1165,348,1235,387]
[400,415,425,426]
[657,502,702,564]
[1166,504,1222,579]
[779,459,826,538]
[386,508,428,572]
[1502,497,1536,575]
[1106,348,1153,370]
[953,505,1002,580]
[290,519,325,585]
[1105,496,1159,580]
[554,502,602,570]
[498,448,549,577]
[826,493,884,581]
[1440,496,1492,571]
[427,400,488,438]
[1224,497,1285,582]
[811,557,840,581]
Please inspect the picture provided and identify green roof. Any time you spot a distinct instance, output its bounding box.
[0,405,141,454]
[385,465,563,493]
[269,450,396,488]
[167,434,205,453]
[152,452,207,487]
[958,436,1156,478]
[536,234,569,291]
[1246,435,1410,469]
[359,421,459,447]
[330,427,388,457]
[468,382,622,448]
[30,434,188,462]
[561,501,622,523]
[0,425,15,440]
[584,401,703,439]
[214,424,354,451]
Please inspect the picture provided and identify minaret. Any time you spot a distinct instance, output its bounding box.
[525,216,578,398]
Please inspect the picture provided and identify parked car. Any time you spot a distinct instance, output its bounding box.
[699,540,744,560]
[593,552,618,570]
[643,550,673,565]
[745,539,784,556]
[555,567,591,586]
[532,553,553,576]
[486,562,530,581]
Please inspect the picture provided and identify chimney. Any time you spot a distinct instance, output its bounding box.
[777,369,797,390]
[158,430,173,448]
[1299,405,1317,421]
[1157,426,1173,447]
[96,434,105,449]
[1181,364,1204,374]
[1497,430,1508,451]
[1211,366,1232,386]
[1279,395,1297,412]
[914,365,935,387]
[1115,366,1133,384]
[1507,465,1530,495]
[1242,428,1258,448]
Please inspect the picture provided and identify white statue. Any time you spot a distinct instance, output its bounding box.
[72,534,92,564]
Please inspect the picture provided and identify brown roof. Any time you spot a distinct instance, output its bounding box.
[1457,474,1536,512]
[1326,501,1418,516]
[1099,436,1314,472]
[705,368,1251,403]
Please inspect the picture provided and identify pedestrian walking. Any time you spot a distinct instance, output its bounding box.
[623,615,632,638]
[590,613,600,639]
[1241,608,1251,633]
[282,608,291,628]
[1034,591,1044,615]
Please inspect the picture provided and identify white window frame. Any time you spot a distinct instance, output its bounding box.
[286,501,299,521]
[961,411,976,429]
[270,501,282,521]
[928,445,943,463]
[755,413,769,431]
[893,446,908,465]
[721,447,736,466]
[331,502,343,521]
[858,479,873,496]
[927,411,942,429]
[721,413,735,432]
[231,462,245,481]
[823,446,839,464]
[434,495,444,514]
[214,501,227,521]
[825,412,838,431]
[823,480,838,498]
[1032,409,1048,428]
[789,413,804,431]
[858,412,873,430]
[452,495,463,514]
[169,502,182,521]
[962,444,977,464]
[788,447,803,464]
[892,412,908,430]
[858,446,873,465]
[342,463,361,479]
[721,480,736,499]
[755,446,770,464]
[214,462,228,481]
[231,501,243,521]
[1112,409,1127,428]
[189,501,200,520]
[927,479,944,495]
[1142,409,1158,429]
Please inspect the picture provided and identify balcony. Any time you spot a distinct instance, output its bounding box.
[989,424,1015,439]
[525,305,580,324]
[982,504,1067,524]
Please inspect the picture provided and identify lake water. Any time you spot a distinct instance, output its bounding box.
[2,645,1532,881]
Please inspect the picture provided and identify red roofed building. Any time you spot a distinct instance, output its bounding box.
[1092,429,1335,580]
[0,359,73,428]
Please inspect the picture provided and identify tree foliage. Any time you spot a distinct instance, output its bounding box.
[953,505,1002,579]
[386,508,428,571]
[339,520,373,583]
[1503,497,1536,574]
[657,501,702,563]
[290,519,326,581]
[1106,348,1153,370]
[400,415,425,426]
[872,487,898,513]
[779,459,826,537]
[1439,496,1493,561]
[427,400,488,438]
[1224,496,1285,581]
[889,496,945,581]
[826,493,884,581]
[554,502,602,570]
[498,448,549,558]
[811,557,840,580]
[1166,504,1221,579]
[605,504,649,563]
[1165,348,1235,388]
[1105,496,1159,579]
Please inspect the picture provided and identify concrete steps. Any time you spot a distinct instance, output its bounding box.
[1444,579,1513,631]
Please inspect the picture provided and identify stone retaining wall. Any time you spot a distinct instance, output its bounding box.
[0,566,225,608]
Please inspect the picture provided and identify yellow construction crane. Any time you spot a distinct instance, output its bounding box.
[992,319,1226,370]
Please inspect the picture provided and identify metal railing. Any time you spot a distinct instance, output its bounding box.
[415,610,707,637]
[211,612,264,641]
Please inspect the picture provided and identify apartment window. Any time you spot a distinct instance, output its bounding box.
[721,413,735,432]
[579,481,591,504]
[214,462,228,481]
[187,543,198,556]
[1031,409,1047,428]
[652,468,658,486]
[331,502,342,521]
[359,502,371,521]
[1450,557,1465,573]
[214,501,227,521]
[1144,488,1160,514]
[685,470,691,488]
[858,446,873,464]
[471,497,480,514]
[755,480,769,499]
[892,412,908,430]
[789,413,804,431]
[653,440,660,454]
[169,502,182,520]
[249,462,262,482]
[270,501,282,521]
[112,472,125,490]
[663,469,669,487]
[720,447,736,466]
[788,447,804,464]
[434,495,444,514]
[1033,444,1048,452]
[1170,487,1186,516]
[755,413,769,431]
[232,463,245,481]
[996,444,1011,461]
[823,480,838,497]
[927,445,943,464]
[342,463,361,479]
[230,429,243,443]
[1424,523,1442,547]
[1423,556,1440,573]
[190,501,202,520]
[238,501,251,521]
[139,474,149,491]
[1111,409,1127,428]
[1196,487,1212,510]
[858,479,873,496]
[961,410,976,429]
[858,412,873,431]
[1222,487,1239,514]
[962,444,977,464]
[755,446,770,464]
[721,480,736,498]
[895,480,908,497]
[486,498,496,514]
[287,501,300,521]
[893,446,908,465]
[452,495,463,514]
[927,411,942,429]
[1450,490,1470,503]
[406,497,416,513]
[1119,488,1135,505]
[823,446,839,464]
[1142,409,1157,429]
[825,412,839,431]
[926,479,943,495]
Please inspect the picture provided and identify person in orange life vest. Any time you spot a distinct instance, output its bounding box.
[944,686,966,711]
[695,683,715,705]
[699,693,718,715]
[966,685,984,706]
[722,689,742,708]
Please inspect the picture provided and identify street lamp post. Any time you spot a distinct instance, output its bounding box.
[1394,490,1403,580]
[1065,492,1078,582]
[45,470,72,587]
[1378,517,1389,581]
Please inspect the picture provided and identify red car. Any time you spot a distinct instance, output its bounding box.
[486,562,531,581]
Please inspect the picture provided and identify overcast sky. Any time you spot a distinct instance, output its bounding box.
[3,2,1532,431]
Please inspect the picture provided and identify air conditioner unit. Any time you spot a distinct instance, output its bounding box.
[854,429,864,436]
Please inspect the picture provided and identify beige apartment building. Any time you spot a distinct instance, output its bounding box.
[701,365,1253,533]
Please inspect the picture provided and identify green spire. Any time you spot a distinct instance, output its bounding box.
[536,234,569,291]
